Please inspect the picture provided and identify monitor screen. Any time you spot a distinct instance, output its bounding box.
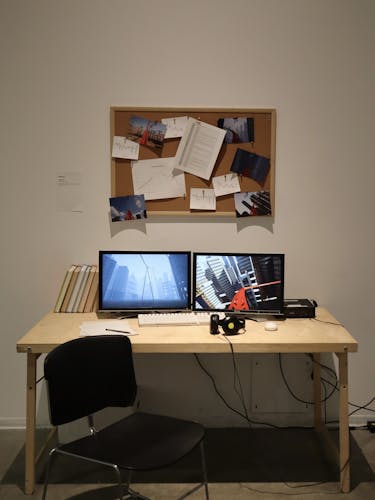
[193,253,284,316]
[99,251,191,312]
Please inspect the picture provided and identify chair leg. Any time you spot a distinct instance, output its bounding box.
[41,447,58,500]
[118,470,147,500]
[177,441,209,500]
[111,464,124,500]
[200,441,210,500]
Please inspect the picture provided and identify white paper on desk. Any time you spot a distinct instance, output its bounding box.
[174,119,226,180]
[131,157,186,200]
[80,320,138,337]
[190,188,216,211]
[212,173,241,197]
[112,136,139,160]
[161,116,190,139]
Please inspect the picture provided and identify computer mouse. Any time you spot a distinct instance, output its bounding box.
[264,321,278,331]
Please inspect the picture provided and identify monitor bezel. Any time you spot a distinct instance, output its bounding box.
[192,252,285,316]
[98,250,192,313]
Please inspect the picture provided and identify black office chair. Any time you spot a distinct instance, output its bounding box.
[42,335,209,500]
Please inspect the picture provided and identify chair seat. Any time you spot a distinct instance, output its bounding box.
[60,412,205,471]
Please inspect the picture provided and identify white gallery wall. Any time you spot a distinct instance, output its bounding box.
[1,0,374,428]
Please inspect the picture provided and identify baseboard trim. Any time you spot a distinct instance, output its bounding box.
[0,418,26,429]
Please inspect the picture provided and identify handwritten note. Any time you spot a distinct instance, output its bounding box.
[190,188,216,211]
[112,136,139,160]
[161,116,190,138]
[212,173,241,197]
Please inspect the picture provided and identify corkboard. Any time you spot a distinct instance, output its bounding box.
[110,107,276,216]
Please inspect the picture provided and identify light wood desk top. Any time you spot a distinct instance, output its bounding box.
[17,307,358,355]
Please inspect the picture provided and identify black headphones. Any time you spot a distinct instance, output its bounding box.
[210,314,245,336]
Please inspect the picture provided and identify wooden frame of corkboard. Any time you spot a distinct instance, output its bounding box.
[110,107,276,217]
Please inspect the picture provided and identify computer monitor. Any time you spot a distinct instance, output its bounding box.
[99,251,191,313]
[192,253,285,316]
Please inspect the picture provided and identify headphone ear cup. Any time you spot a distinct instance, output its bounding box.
[222,317,238,335]
[221,316,246,335]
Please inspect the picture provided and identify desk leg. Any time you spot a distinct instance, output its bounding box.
[337,351,350,493]
[313,353,323,429]
[25,352,39,495]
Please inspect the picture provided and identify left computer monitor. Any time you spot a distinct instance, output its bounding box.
[99,251,191,313]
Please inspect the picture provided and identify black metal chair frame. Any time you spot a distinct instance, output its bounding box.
[41,335,209,500]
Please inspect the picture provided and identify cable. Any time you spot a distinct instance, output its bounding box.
[348,396,375,417]
[193,352,252,424]
[194,348,282,429]
[278,354,337,406]
[221,334,250,422]
[311,317,343,326]
[195,338,314,430]
[308,357,375,420]
[240,482,339,496]
[278,354,314,405]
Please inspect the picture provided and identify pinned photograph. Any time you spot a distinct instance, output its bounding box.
[235,191,271,217]
[128,115,167,155]
[230,148,270,185]
[110,195,147,222]
[217,117,254,144]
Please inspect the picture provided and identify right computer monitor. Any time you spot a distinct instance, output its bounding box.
[192,253,285,316]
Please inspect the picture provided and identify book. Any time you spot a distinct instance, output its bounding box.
[66,266,87,313]
[71,265,91,312]
[60,266,81,312]
[92,288,99,312]
[77,265,97,313]
[230,148,270,185]
[54,265,76,312]
[84,269,99,312]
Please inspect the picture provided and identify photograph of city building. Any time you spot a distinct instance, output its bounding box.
[194,254,284,313]
[101,252,189,310]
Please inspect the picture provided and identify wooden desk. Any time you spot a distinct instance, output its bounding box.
[16,307,357,494]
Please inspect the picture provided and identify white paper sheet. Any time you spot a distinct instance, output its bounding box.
[112,135,139,160]
[161,116,190,138]
[131,157,186,200]
[56,172,83,212]
[212,173,241,197]
[80,320,137,337]
[174,119,226,180]
[190,188,216,211]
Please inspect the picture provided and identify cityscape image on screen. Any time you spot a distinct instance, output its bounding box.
[99,251,190,311]
[193,253,284,315]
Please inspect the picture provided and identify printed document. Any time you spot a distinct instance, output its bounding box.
[56,172,83,212]
[175,119,226,180]
[132,157,186,200]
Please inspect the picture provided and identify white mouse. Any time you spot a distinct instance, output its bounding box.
[264,321,278,331]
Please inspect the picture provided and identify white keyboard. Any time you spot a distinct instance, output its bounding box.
[138,311,212,326]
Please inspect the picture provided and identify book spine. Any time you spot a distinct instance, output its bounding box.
[54,265,76,312]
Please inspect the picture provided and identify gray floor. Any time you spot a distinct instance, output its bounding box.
[1,427,375,499]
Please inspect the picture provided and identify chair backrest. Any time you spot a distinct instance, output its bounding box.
[44,335,137,426]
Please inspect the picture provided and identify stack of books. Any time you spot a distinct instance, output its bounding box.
[54,265,99,313]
